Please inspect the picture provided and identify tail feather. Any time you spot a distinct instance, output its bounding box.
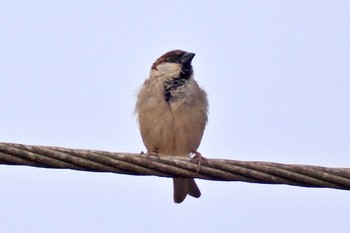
[187,178,201,198]
[173,178,201,203]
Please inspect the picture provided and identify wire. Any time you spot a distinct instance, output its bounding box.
[1,142,350,190]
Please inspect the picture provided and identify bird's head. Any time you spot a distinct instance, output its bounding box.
[150,50,195,81]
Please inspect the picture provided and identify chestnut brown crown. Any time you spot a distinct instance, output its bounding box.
[151,49,195,71]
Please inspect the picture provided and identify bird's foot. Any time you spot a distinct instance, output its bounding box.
[140,150,160,158]
[191,151,207,173]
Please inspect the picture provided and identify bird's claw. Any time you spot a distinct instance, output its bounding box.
[139,150,160,158]
[191,151,207,173]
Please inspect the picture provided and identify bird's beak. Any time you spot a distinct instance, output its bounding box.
[181,52,196,64]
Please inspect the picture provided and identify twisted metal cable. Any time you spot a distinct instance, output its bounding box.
[1,142,350,191]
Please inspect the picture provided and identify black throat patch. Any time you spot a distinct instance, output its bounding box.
[163,78,188,103]
[163,61,193,103]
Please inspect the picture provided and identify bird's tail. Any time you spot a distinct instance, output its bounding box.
[173,178,201,203]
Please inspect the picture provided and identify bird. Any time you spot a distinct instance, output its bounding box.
[135,49,208,203]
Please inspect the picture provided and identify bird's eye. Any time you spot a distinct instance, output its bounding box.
[167,55,181,63]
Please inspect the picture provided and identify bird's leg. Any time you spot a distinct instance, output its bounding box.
[140,150,160,166]
[191,151,207,173]
[140,150,160,158]
[140,151,147,156]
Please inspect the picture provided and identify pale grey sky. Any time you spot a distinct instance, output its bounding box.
[1,1,349,233]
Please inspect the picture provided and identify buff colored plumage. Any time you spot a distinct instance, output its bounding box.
[135,50,208,203]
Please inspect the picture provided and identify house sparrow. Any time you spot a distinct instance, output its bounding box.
[135,49,208,203]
